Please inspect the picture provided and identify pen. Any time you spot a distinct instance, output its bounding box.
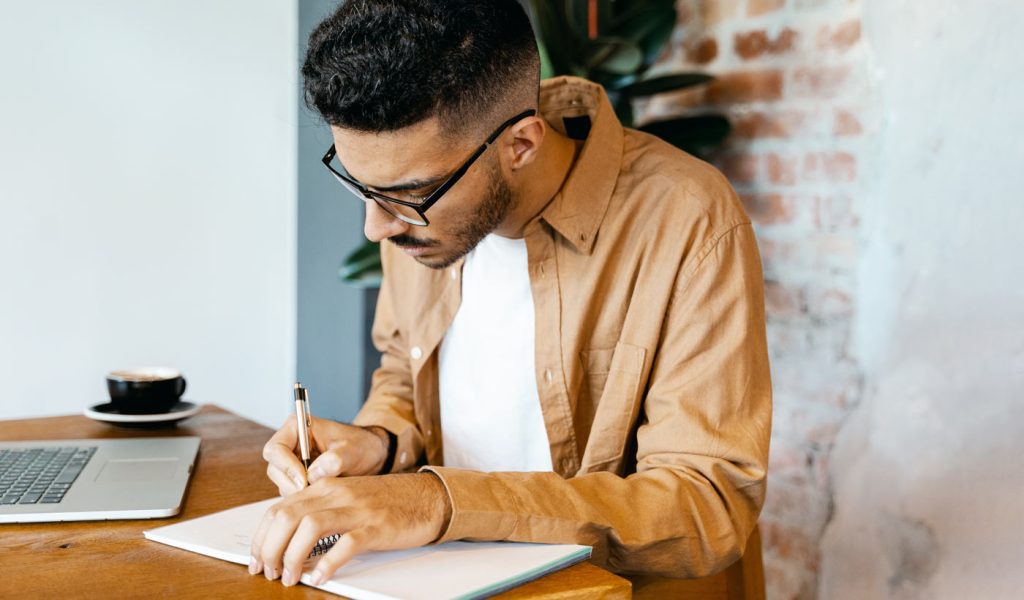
[293,382,312,472]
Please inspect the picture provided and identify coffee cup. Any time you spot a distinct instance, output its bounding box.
[106,367,187,414]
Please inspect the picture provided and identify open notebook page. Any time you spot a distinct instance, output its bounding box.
[144,498,591,600]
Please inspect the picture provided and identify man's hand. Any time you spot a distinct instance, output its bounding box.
[262,416,391,496]
[248,473,452,587]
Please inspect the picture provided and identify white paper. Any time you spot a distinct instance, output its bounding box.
[144,498,591,600]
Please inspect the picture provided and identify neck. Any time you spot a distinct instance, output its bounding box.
[493,128,580,239]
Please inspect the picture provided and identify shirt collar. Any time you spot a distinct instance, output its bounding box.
[535,76,625,255]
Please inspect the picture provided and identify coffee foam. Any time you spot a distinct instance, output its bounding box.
[108,367,180,382]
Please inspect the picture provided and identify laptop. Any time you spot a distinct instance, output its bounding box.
[0,437,200,524]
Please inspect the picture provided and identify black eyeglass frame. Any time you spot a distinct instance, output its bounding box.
[321,109,538,226]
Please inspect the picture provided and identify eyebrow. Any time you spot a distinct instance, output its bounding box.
[366,173,449,193]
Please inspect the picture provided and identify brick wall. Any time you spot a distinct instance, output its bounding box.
[637,1,870,598]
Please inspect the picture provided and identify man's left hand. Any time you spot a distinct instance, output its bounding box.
[248,472,452,587]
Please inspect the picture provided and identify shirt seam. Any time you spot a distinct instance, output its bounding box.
[676,220,752,296]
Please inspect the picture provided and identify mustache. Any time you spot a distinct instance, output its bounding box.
[388,234,440,248]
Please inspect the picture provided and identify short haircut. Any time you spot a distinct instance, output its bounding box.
[302,0,540,138]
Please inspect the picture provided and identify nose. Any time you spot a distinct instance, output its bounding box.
[363,199,410,243]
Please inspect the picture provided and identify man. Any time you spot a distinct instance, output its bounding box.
[252,0,772,588]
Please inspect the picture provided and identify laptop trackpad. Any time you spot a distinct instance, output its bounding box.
[95,458,179,483]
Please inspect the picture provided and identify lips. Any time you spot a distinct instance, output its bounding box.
[401,246,432,257]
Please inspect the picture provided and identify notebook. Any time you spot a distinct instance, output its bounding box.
[144,498,591,600]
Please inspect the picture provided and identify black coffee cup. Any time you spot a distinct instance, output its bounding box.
[106,368,187,414]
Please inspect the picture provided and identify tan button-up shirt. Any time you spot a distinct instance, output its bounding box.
[353,76,772,578]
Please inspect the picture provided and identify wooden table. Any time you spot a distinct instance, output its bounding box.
[0,405,630,599]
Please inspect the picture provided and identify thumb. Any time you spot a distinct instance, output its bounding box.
[306,448,343,482]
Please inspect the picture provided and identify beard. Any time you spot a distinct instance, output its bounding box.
[390,161,515,270]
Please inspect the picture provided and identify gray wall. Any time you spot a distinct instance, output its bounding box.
[297,0,374,423]
[0,0,298,429]
[819,1,1024,597]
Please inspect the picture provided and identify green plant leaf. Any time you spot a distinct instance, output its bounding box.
[584,37,644,75]
[338,240,382,287]
[531,1,578,75]
[601,72,640,92]
[538,39,556,80]
[639,114,732,156]
[609,1,677,65]
[621,73,714,97]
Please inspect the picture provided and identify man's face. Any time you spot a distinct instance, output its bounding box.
[330,117,515,270]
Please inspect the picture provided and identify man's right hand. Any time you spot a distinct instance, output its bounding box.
[262,416,391,496]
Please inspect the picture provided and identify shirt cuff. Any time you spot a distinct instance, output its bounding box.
[418,466,521,543]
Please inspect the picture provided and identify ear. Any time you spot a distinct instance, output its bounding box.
[501,116,546,171]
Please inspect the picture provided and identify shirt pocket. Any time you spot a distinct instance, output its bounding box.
[578,341,647,469]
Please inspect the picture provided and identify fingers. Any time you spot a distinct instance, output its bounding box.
[280,510,353,587]
[306,443,348,482]
[307,428,386,480]
[267,464,304,496]
[263,419,308,491]
[250,493,316,581]
[309,527,377,586]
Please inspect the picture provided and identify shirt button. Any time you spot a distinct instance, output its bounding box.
[410,346,423,360]
[544,369,553,384]
[427,429,433,437]
[450,269,457,280]
[399,451,407,465]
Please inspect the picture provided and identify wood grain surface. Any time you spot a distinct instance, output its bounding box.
[0,405,630,599]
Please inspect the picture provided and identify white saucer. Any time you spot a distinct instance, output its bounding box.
[84,400,200,427]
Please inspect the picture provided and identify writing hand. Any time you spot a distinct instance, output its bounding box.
[262,416,391,495]
[248,472,452,586]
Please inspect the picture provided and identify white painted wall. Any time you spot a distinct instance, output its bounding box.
[821,1,1024,597]
[0,1,297,429]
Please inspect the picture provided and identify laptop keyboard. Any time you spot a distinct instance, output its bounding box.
[0,446,97,505]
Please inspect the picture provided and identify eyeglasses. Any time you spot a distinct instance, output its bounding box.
[321,109,537,226]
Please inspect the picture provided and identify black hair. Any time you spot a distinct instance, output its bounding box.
[302,0,540,136]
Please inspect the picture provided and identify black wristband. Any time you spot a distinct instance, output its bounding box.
[377,429,398,474]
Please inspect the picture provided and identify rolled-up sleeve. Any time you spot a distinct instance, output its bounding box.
[422,222,772,577]
[352,243,424,473]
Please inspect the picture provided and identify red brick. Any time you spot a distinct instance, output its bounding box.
[760,519,821,567]
[733,110,805,138]
[817,19,861,51]
[803,151,857,182]
[707,70,784,104]
[687,37,718,64]
[833,109,863,136]
[704,0,740,25]
[766,153,799,185]
[791,65,851,99]
[718,153,760,185]
[676,1,695,26]
[734,28,798,60]
[741,193,795,225]
[747,0,786,17]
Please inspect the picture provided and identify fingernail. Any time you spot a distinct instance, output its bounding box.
[248,557,259,575]
[310,569,325,585]
[293,476,305,489]
[281,568,296,586]
[308,467,323,480]
[264,565,276,580]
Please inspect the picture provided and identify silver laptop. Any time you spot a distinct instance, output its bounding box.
[0,437,200,523]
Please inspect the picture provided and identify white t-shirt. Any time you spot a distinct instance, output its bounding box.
[438,233,553,472]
